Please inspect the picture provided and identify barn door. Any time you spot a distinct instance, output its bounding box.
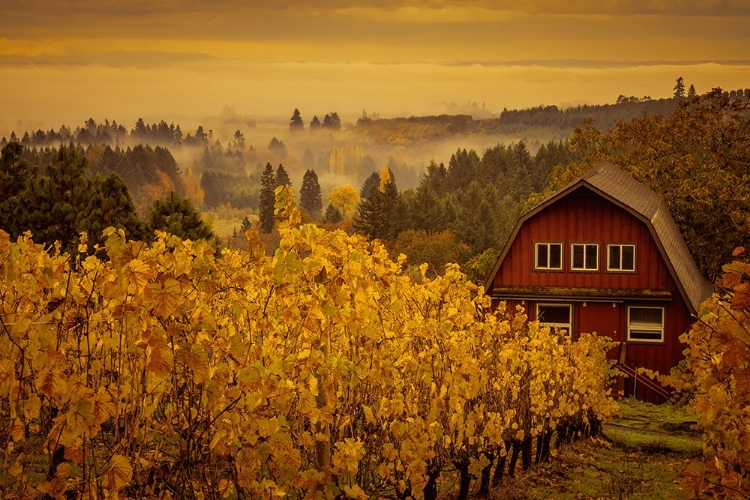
[578,302,620,360]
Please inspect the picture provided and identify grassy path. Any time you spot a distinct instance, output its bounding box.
[489,400,702,499]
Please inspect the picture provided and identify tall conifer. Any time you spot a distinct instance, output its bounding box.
[259,162,276,233]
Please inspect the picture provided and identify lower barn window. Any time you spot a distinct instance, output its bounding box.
[627,306,664,342]
[537,303,572,335]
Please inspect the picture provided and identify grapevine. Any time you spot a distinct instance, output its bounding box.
[0,186,619,499]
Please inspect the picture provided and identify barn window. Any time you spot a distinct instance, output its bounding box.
[627,307,664,342]
[608,244,636,272]
[571,243,599,271]
[535,243,563,270]
[537,303,572,335]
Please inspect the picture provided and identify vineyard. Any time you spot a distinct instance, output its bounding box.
[666,252,750,498]
[0,188,620,499]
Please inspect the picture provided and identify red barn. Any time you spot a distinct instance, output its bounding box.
[484,162,713,402]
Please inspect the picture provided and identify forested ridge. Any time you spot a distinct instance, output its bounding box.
[2,87,749,284]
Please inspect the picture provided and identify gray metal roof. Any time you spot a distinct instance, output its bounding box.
[484,162,713,314]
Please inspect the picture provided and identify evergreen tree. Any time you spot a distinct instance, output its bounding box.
[81,174,146,244]
[354,168,403,241]
[259,162,276,233]
[20,144,95,253]
[446,148,481,190]
[232,130,246,149]
[450,181,506,254]
[322,113,341,130]
[290,108,304,132]
[240,216,252,233]
[194,126,208,145]
[132,118,147,138]
[0,142,35,237]
[359,171,381,200]
[147,191,214,242]
[309,116,321,131]
[422,161,449,196]
[268,137,287,157]
[688,84,697,98]
[329,112,342,130]
[299,169,323,219]
[674,76,686,98]
[275,164,291,188]
[407,183,448,233]
[322,204,343,224]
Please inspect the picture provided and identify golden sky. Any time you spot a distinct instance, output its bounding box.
[1,0,748,133]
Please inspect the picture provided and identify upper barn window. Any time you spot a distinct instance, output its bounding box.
[535,242,563,270]
[571,243,599,271]
[607,244,636,272]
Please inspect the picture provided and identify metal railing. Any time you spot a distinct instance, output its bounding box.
[616,363,671,400]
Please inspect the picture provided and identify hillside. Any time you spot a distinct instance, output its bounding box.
[353,97,688,145]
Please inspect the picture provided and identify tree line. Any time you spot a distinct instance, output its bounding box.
[247,140,576,281]
[528,88,750,281]
[0,142,213,256]
[325,88,749,283]
[289,108,342,132]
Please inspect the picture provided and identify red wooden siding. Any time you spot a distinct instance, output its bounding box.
[494,189,674,292]
[491,188,695,403]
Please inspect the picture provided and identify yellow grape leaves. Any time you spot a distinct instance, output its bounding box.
[148,277,183,319]
[663,259,750,498]
[0,198,620,499]
[105,454,133,492]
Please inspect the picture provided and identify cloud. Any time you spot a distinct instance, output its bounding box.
[0,50,215,68]
[4,0,749,17]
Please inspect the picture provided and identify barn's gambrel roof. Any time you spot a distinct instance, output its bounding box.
[484,162,714,314]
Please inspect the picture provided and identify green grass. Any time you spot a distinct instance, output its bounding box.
[604,428,702,454]
[491,439,693,499]
[489,399,703,499]
[614,398,701,435]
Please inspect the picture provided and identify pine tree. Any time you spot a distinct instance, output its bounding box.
[674,76,686,98]
[275,164,291,188]
[408,183,448,233]
[329,112,342,130]
[688,84,697,98]
[354,168,402,241]
[0,142,34,238]
[290,108,304,132]
[300,169,323,219]
[147,191,214,242]
[259,162,276,233]
[81,175,146,245]
[20,144,95,253]
[322,112,342,130]
[309,116,321,131]
[268,137,287,157]
[360,171,381,200]
[323,204,343,224]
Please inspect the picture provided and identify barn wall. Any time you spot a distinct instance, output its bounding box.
[494,188,674,292]
[491,187,697,403]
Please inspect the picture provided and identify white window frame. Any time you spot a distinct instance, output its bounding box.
[607,244,636,272]
[570,243,599,271]
[534,242,563,271]
[627,306,665,343]
[537,303,572,335]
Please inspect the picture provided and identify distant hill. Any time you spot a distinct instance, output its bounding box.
[353,93,748,145]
